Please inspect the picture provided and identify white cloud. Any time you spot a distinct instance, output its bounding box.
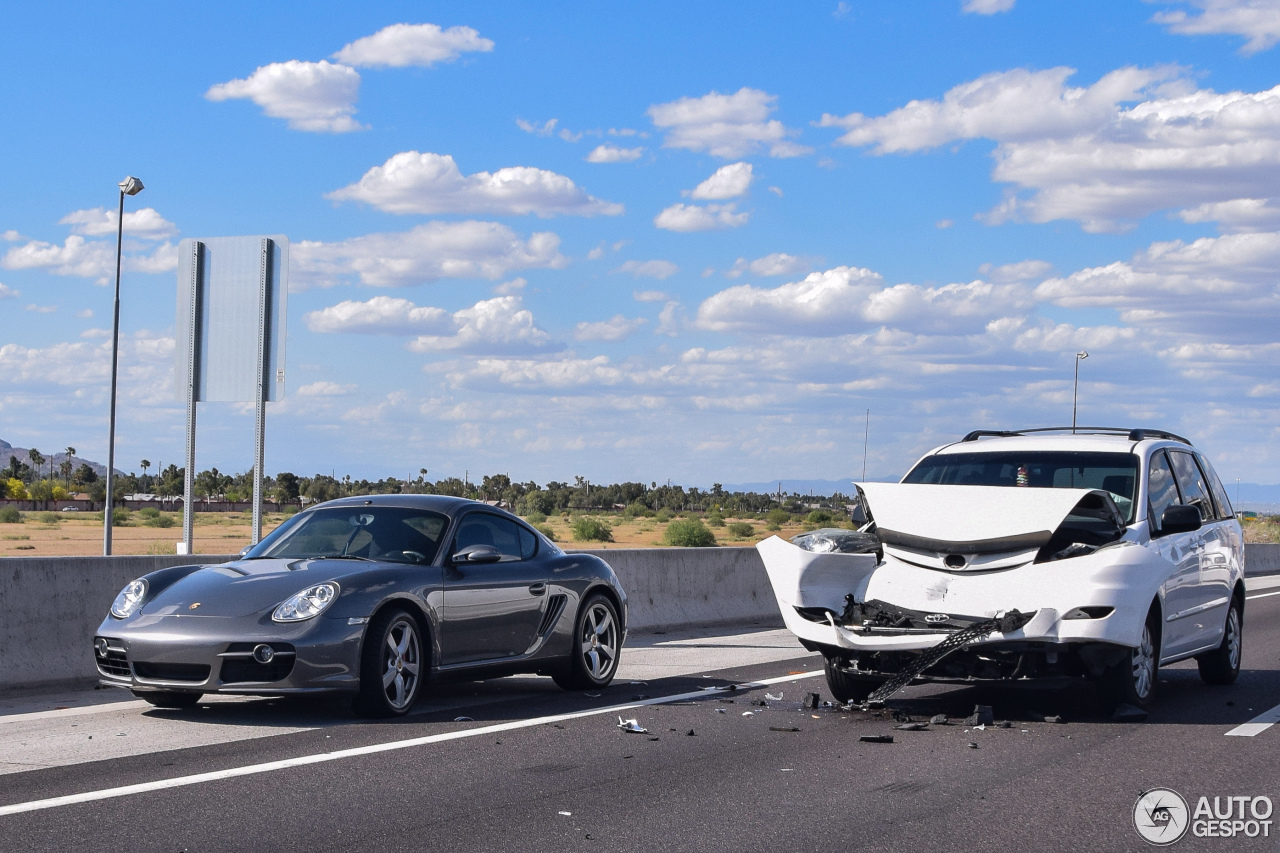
[963,0,1016,13]
[697,265,1031,335]
[1152,0,1280,54]
[59,207,177,239]
[725,253,809,279]
[0,283,18,299]
[297,380,356,396]
[613,259,679,279]
[292,221,567,289]
[444,355,627,390]
[656,300,686,336]
[768,186,784,197]
[936,218,955,229]
[25,304,56,313]
[1177,198,1280,231]
[647,88,811,158]
[1,231,21,241]
[823,66,1280,231]
[690,162,754,200]
[574,315,647,341]
[326,151,622,217]
[493,277,527,295]
[654,203,749,232]
[305,295,452,335]
[205,60,364,133]
[517,118,558,136]
[632,289,668,302]
[407,296,562,355]
[1,236,177,283]
[333,23,493,67]
[586,144,644,163]
[978,259,1053,282]
[76,309,92,318]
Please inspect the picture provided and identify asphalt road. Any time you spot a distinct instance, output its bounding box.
[1,585,1278,853]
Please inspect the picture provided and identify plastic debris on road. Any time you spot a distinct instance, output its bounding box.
[770,726,801,732]
[930,714,949,725]
[742,711,755,717]
[617,717,648,734]
[558,811,572,816]
[453,716,474,722]
[859,734,894,743]
[765,693,783,701]
[895,722,928,731]
[805,692,821,710]
[967,742,979,749]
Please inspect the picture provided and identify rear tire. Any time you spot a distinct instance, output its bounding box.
[553,594,621,691]
[1197,599,1242,685]
[136,691,201,709]
[353,607,425,718]
[824,655,881,704]
[1098,611,1159,712]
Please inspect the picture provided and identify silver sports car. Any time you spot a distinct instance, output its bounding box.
[94,495,627,716]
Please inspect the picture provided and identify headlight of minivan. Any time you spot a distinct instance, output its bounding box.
[272,582,339,623]
[110,579,148,619]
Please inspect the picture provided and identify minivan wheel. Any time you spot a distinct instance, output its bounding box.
[1197,600,1242,685]
[823,655,881,705]
[1099,614,1159,712]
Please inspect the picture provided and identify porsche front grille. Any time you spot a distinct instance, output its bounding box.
[132,662,211,683]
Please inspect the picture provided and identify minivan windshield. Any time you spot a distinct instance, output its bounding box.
[902,451,1139,523]
[242,506,449,564]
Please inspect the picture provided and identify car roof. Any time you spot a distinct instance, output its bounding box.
[307,494,497,516]
[927,431,1191,457]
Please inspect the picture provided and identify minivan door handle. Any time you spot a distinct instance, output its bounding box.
[529,582,547,596]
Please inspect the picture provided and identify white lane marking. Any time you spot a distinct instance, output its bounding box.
[0,670,824,817]
[1226,702,1280,737]
[1245,590,1280,602]
[0,701,150,724]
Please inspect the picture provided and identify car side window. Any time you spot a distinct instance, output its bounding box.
[1147,451,1181,535]
[1199,454,1235,520]
[453,513,525,561]
[1169,450,1214,522]
[518,525,538,559]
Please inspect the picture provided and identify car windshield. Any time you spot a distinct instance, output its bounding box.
[902,451,1139,523]
[243,506,449,564]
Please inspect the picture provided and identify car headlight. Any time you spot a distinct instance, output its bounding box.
[110,579,148,619]
[272,582,340,623]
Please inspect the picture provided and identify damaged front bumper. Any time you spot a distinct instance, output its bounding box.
[758,534,1156,688]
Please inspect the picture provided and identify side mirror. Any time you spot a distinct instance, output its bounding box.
[238,545,252,558]
[1159,504,1202,535]
[452,544,502,564]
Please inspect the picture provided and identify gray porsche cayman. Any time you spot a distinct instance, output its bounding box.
[94,495,627,717]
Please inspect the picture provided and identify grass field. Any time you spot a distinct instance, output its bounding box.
[0,509,817,557]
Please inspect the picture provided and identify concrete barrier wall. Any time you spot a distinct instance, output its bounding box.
[0,555,237,694]
[2,543,1276,694]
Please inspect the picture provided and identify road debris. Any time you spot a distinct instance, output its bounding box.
[805,692,821,710]
[996,720,1012,728]
[558,811,572,816]
[895,722,928,731]
[686,729,696,736]
[859,734,894,743]
[765,692,784,701]
[453,716,474,722]
[742,711,755,717]
[617,717,648,734]
[585,693,602,698]
[965,705,995,726]
[929,714,949,725]
[967,742,979,749]
[716,708,726,714]
[770,726,801,732]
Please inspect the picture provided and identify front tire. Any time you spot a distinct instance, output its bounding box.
[354,608,424,718]
[553,594,620,690]
[135,691,201,709]
[1197,599,1242,685]
[1098,612,1159,712]
[824,655,881,705]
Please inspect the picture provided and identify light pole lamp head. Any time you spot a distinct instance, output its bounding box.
[118,176,144,196]
[1076,351,1088,361]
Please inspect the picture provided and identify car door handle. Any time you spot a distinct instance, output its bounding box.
[529,583,547,596]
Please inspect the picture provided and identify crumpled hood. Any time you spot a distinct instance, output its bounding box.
[143,558,352,618]
[858,482,1115,553]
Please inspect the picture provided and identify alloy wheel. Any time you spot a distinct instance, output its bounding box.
[1132,623,1156,700]
[579,602,618,681]
[381,618,421,711]
[1226,607,1241,671]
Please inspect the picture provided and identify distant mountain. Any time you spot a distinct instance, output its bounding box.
[0,440,113,479]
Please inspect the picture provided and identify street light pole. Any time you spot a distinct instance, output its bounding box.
[1071,351,1088,434]
[104,176,144,555]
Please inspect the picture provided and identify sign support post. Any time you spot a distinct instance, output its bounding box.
[252,239,274,544]
[182,241,204,556]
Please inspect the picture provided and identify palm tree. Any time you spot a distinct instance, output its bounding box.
[63,447,76,488]
[28,448,44,484]
[140,459,150,490]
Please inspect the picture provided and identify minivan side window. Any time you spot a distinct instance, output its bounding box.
[1168,451,1215,522]
[1147,450,1181,535]
[1199,454,1235,520]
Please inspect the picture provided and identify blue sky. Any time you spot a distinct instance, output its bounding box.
[2,0,1279,486]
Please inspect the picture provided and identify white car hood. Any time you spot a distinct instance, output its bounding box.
[857,482,1113,553]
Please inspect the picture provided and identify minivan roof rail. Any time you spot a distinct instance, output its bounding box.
[959,427,1192,445]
